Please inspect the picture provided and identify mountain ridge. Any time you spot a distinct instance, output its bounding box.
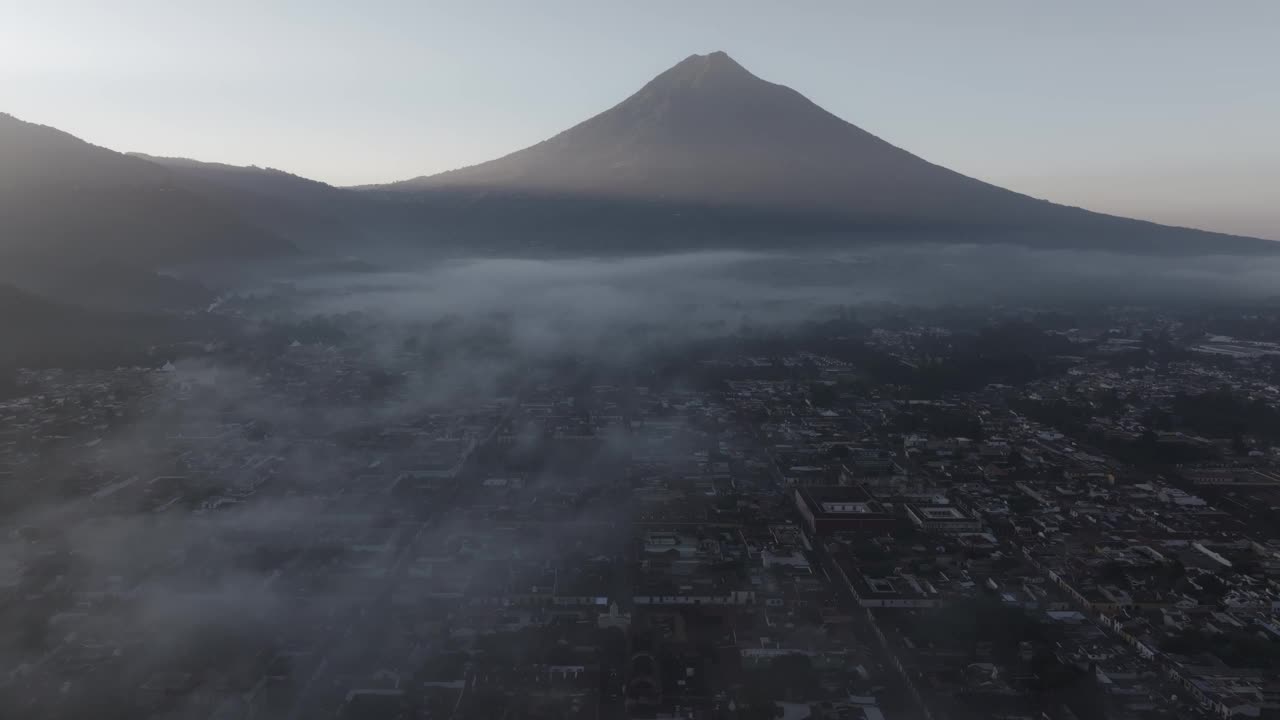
[3,52,1275,259]
[0,112,294,267]
[128,152,372,250]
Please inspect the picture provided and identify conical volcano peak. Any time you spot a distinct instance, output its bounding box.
[372,51,1273,255]
[679,50,743,71]
[655,50,758,90]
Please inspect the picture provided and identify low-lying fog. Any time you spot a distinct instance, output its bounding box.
[274,243,1280,325]
[218,243,1280,369]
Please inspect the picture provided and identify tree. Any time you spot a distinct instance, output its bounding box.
[809,382,837,409]
[0,368,16,399]
[910,598,1047,661]
[1232,432,1249,456]
[766,654,819,699]
[736,683,781,719]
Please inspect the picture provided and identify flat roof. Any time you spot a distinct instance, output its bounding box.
[909,503,975,522]
[797,486,892,519]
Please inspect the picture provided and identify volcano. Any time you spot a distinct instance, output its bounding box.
[373,52,1274,254]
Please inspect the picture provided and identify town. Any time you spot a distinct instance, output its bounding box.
[3,301,1280,720]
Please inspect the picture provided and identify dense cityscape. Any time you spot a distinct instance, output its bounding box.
[4,297,1280,720]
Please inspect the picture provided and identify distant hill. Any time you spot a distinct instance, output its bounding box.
[0,113,292,267]
[369,52,1276,255]
[0,283,190,370]
[0,250,213,313]
[129,153,375,250]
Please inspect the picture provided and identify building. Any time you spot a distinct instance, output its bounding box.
[905,504,982,534]
[794,486,897,536]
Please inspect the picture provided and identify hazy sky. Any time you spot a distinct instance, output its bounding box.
[3,1,1278,239]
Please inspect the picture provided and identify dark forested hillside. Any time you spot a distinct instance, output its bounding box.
[0,113,292,267]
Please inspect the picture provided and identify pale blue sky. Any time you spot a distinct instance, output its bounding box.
[3,1,1278,238]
